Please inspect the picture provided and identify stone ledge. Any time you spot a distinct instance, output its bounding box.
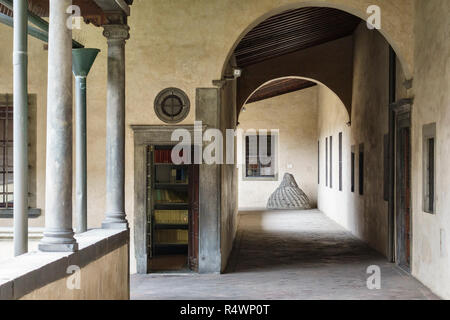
[0,227,44,239]
[0,208,42,219]
[0,228,129,300]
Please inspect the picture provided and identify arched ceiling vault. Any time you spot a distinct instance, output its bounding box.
[234,7,361,119]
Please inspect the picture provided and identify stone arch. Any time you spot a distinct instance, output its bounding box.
[236,35,354,117]
[239,76,350,122]
[219,1,413,80]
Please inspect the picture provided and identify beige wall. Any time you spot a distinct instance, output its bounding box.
[238,86,319,209]
[318,24,390,255]
[410,0,450,299]
[317,86,351,229]
[20,244,129,300]
[220,62,239,271]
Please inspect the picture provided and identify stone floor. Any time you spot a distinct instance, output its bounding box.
[131,209,439,300]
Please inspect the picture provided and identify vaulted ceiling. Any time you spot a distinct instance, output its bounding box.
[234,7,361,68]
[236,7,361,105]
[247,78,316,104]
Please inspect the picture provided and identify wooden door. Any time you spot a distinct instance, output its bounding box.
[188,164,199,271]
[396,109,412,271]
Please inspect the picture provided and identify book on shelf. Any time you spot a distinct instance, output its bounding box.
[154,189,188,203]
[155,169,188,185]
[154,148,186,164]
[154,149,170,164]
[170,168,176,183]
[154,210,188,225]
[155,229,188,244]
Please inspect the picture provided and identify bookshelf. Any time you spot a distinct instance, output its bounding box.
[147,145,199,272]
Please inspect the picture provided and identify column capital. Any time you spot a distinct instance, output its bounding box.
[102,24,130,41]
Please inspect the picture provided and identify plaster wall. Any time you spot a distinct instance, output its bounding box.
[220,69,239,271]
[318,24,390,256]
[238,87,319,209]
[20,244,129,300]
[410,0,450,299]
[317,86,351,229]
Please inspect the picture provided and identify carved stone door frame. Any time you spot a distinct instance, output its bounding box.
[131,125,205,273]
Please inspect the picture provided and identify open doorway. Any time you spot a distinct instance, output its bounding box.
[146,145,199,272]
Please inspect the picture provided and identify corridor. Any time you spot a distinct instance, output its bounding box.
[131,210,438,300]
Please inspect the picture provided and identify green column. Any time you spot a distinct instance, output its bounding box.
[72,48,100,233]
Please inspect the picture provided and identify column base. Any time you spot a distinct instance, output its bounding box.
[38,242,79,252]
[102,221,129,230]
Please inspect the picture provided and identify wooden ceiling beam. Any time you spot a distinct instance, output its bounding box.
[246,79,317,104]
[234,7,361,67]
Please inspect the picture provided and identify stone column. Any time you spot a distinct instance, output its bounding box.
[39,0,78,252]
[13,0,28,256]
[102,24,129,229]
[72,48,100,233]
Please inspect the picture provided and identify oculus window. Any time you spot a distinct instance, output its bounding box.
[154,88,190,124]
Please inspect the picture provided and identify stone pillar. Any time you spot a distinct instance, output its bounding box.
[39,0,77,252]
[13,0,29,256]
[102,24,130,229]
[196,88,222,273]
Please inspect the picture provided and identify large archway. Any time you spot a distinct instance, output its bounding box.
[219,1,413,80]
[221,5,410,120]
[236,77,349,212]
[219,3,412,277]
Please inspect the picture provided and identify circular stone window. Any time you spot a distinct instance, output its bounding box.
[154,88,190,123]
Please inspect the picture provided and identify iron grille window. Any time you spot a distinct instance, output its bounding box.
[161,95,184,118]
[0,94,40,218]
[0,102,13,208]
[245,134,275,178]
